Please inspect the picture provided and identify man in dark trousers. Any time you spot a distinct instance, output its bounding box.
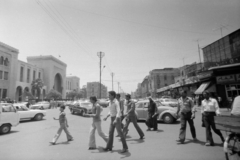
[123,94,144,139]
[201,91,224,146]
[145,95,158,131]
[176,90,197,144]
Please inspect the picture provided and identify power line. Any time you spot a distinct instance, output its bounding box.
[35,0,97,62]
[58,3,217,35]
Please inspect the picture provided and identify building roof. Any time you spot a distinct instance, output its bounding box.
[27,55,67,67]
[0,41,19,53]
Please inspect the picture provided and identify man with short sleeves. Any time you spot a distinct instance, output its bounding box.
[176,90,197,144]
[103,91,128,153]
[202,91,224,146]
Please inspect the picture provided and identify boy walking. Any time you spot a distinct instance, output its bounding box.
[50,105,73,145]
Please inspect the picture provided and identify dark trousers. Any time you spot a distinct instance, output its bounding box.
[145,114,158,130]
[203,112,224,144]
[106,116,128,149]
[179,112,196,142]
[123,116,144,137]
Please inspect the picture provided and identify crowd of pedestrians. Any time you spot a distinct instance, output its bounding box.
[48,89,229,154]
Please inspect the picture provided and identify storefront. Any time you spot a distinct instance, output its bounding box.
[209,63,240,102]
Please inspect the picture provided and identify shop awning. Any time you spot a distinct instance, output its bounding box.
[194,82,210,94]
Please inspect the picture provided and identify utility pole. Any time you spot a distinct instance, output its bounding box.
[182,57,185,66]
[214,25,228,38]
[118,82,120,93]
[111,72,114,91]
[97,52,105,99]
[194,39,202,69]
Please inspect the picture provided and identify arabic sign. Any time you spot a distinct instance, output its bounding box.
[216,74,238,84]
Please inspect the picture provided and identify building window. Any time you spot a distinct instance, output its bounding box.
[0,70,2,79]
[4,72,8,80]
[27,69,30,83]
[2,89,7,99]
[4,58,9,66]
[0,56,4,65]
[33,70,36,81]
[172,75,174,80]
[165,84,168,86]
[38,72,41,79]
[20,67,24,82]
[164,75,167,81]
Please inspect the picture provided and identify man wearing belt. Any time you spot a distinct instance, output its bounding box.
[201,91,224,146]
[176,90,197,144]
[103,91,128,153]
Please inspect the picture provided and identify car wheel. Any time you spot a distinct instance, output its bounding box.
[80,110,84,116]
[71,109,74,114]
[0,124,11,134]
[162,113,174,124]
[34,114,43,121]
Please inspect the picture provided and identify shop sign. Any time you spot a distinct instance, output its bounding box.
[197,71,213,80]
[216,75,235,84]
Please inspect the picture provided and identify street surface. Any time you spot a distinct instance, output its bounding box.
[0,107,230,160]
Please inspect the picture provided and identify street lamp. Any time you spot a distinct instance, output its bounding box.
[97,51,105,99]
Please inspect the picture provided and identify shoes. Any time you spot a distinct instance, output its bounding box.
[139,136,145,139]
[120,148,128,153]
[193,138,198,141]
[49,142,56,145]
[176,139,184,144]
[88,147,96,150]
[103,148,112,151]
[68,139,74,141]
[146,128,151,131]
[153,129,158,131]
[205,142,214,146]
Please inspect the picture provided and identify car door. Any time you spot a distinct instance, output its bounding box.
[135,102,143,119]
[1,104,19,124]
[156,101,168,115]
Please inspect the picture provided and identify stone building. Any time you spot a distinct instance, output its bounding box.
[86,82,107,98]
[66,76,80,95]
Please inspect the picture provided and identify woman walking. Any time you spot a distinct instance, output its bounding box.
[83,96,108,150]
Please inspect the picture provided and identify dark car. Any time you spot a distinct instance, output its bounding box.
[69,101,92,116]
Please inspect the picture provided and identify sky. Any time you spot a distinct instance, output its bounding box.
[0,0,240,94]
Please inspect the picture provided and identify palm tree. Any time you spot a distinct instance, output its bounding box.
[31,78,44,99]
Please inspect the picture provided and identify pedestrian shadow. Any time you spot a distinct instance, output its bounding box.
[49,141,70,146]
[125,138,145,144]
[0,130,19,136]
[156,129,164,133]
[181,139,205,145]
[92,146,131,157]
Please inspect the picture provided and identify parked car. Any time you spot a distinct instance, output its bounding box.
[161,96,172,99]
[30,101,50,110]
[135,100,179,124]
[97,99,109,108]
[69,101,93,116]
[0,103,20,134]
[13,103,46,121]
[159,99,178,107]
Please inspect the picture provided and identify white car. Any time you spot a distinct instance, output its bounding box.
[159,99,178,107]
[0,103,20,134]
[13,103,46,121]
[30,101,50,110]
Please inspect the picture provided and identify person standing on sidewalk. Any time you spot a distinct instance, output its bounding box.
[123,94,145,139]
[145,95,158,131]
[50,105,73,145]
[176,90,197,144]
[201,91,224,146]
[103,91,128,153]
[83,96,108,150]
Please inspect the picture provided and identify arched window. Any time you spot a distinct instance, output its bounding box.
[0,56,4,65]
[4,58,9,66]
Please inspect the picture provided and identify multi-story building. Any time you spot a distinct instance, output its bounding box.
[0,41,67,101]
[141,76,149,98]
[66,76,80,95]
[148,68,180,97]
[134,83,142,98]
[86,82,107,98]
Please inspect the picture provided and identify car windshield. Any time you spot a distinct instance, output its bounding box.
[81,103,92,107]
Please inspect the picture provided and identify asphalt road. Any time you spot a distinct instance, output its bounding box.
[0,106,229,160]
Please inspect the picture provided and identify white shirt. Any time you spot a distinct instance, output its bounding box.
[201,98,220,114]
[108,98,121,118]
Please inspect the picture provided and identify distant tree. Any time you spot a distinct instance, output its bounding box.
[31,78,44,98]
[66,91,83,99]
[46,89,62,99]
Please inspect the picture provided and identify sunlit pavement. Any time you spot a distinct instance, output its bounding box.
[0,107,229,160]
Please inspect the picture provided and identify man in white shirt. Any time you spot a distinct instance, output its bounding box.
[103,91,128,153]
[201,91,224,146]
